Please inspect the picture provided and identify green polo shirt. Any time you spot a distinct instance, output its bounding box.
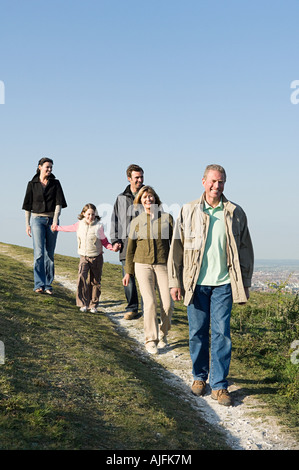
[197,199,230,286]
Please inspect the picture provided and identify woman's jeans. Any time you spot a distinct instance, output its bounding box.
[187,284,233,390]
[31,216,58,291]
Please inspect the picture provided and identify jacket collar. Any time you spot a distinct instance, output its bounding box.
[31,173,56,183]
[122,184,134,197]
[122,184,144,197]
[139,209,163,220]
[80,218,98,227]
[199,192,236,215]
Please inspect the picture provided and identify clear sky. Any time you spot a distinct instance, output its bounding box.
[1,0,298,263]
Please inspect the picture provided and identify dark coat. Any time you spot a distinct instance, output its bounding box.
[22,173,67,213]
[110,184,143,261]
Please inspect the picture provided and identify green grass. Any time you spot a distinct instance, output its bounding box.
[170,285,299,440]
[230,291,299,434]
[1,241,298,449]
[0,243,229,450]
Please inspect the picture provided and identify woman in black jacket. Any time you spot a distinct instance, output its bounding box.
[22,157,67,294]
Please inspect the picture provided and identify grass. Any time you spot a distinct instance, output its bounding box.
[230,290,299,435]
[0,242,230,450]
[1,241,298,449]
[170,286,299,440]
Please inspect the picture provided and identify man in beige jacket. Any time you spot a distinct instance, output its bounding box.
[168,164,254,406]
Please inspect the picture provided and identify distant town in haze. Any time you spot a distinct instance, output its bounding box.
[252,260,299,293]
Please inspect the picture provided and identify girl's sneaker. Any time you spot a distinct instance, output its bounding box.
[80,306,87,312]
[90,307,97,313]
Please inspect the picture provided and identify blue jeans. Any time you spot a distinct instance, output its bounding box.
[121,261,139,312]
[31,215,58,291]
[187,284,233,390]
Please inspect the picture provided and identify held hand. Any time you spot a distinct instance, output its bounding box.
[112,242,122,252]
[112,243,121,252]
[122,273,131,287]
[51,224,58,232]
[170,287,182,302]
[26,226,32,237]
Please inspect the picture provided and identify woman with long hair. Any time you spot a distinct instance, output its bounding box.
[22,157,67,294]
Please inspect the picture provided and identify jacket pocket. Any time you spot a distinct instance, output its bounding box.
[183,249,199,291]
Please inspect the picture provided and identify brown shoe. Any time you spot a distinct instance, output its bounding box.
[211,389,232,406]
[124,311,138,320]
[191,380,206,396]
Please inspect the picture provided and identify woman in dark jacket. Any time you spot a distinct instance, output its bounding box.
[22,157,67,294]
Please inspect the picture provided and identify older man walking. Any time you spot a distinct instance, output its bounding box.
[168,164,254,406]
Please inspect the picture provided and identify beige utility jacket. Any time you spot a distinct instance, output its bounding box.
[167,193,254,306]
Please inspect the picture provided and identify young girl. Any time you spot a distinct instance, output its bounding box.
[53,203,119,313]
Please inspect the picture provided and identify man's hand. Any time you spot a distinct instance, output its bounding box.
[112,242,122,252]
[170,287,182,301]
[112,243,121,252]
[122,273,131,287]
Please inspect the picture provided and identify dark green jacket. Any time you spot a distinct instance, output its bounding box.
[125,211,173,275]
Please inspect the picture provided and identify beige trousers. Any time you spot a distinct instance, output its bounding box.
[135,263,173,345]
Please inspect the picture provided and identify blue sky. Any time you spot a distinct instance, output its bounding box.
[1,0,298,263]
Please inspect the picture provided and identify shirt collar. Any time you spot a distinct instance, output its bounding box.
[204,198,223,213]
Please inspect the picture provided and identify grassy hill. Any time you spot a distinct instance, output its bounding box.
[0,242,229,450]
[0,242,298,449]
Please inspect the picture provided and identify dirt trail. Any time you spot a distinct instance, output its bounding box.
[1,244,298,450]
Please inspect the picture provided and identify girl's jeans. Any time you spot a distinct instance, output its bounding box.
[31,215,58,291]
[187,283,233,390]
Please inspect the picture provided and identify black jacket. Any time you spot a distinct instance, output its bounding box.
[22,173,67,213]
